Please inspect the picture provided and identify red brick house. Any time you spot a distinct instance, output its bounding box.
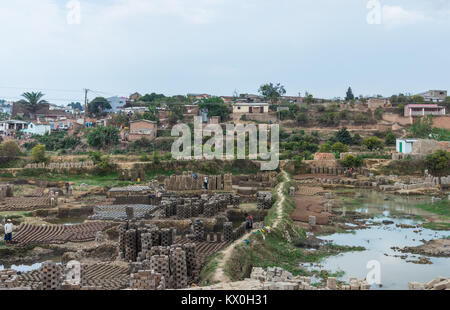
[127,120,157,142]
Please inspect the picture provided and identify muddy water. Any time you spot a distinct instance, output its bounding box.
[307,190,450,290]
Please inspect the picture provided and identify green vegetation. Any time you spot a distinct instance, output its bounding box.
[198,97,230,121]
[415,199,450,220]
[340,154,363,168]
[31,144,47,163]
[86,126,119,148]
[425,150,450,176]
[199,252,223,286]
[29,131,81,152]
[0,141,21,159]
[423,222,450,231]
[362,136,384,151]
[381,157,427,176]
[258,82,286,104]
[87,97,111,118]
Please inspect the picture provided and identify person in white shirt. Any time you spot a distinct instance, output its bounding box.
[203,176,208,189]
[4,219,13,244]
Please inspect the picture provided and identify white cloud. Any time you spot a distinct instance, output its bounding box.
[382,5,427,26]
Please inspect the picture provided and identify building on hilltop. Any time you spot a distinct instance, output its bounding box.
[22,122,51,136]
[233,102,269,114]
[417,90,447,103]
[126,120,157,142]
[404,104,446,117]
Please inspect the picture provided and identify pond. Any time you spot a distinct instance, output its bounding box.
[306,190,450,290]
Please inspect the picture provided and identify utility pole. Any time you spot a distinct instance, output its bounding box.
[84,88,89,127]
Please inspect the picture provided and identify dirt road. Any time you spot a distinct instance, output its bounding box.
[211,170,287,283]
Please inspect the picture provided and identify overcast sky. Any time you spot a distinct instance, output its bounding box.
[0,0,449,105]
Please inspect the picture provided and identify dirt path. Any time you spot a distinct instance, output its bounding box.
[211,170,288,283]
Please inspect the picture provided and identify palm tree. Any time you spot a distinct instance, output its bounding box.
[18,91,48,119]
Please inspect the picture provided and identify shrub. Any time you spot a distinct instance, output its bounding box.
[0,141,21,159]
[340,154,363,168]
[31,144,47,163]
[425,150,450,177]
[362,137,384,151]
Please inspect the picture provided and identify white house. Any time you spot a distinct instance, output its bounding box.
[233,102,269,114]
[22,122,51,136]
[396,139,418,154]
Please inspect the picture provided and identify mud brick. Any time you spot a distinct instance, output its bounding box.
[223,222,233,241]
[193,219,205,241]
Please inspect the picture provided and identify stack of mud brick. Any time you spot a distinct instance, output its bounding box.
[203,201,217,217]
[120,223,177,263]
[160,228,176,246]
[0,184,14,200]
[182,243,197,278]
[130,270,165,290]
[206,231,222,243]
[124,229,138,262]
[223,222,233,241]
[232,222,247,240]
[215,215,229,231]
[0,270,19,289]
[41,261,63,290]
[150,255,170,287]
[224,174,233,191]
[231,194,240,208]
[169,247,188,289]
[160,199,177,218]
[193,219,205,241]
[257,192,274,209]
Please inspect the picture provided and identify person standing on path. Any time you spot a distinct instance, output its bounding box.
[4,219,13,244]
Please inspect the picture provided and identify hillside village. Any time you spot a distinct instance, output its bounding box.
[0,84,449,291]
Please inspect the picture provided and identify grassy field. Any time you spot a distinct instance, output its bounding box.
[415,199,450,220]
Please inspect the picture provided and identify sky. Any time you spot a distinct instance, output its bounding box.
[0,0,449,105]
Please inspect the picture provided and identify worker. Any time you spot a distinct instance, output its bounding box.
[203,176,208,189]
[65,181,70,195]
[245,213,253,231]
[4,219,13,244]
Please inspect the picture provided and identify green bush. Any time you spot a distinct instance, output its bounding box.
[340,154,363,168]
[31,144,47,163]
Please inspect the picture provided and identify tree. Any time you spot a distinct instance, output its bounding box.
[443,97,450,110]
[345,87,355,101]
[31,144,47,163]
[331,142,349,154]
[384,131,396,146]
[341,154,363,168]
[258,83,286,104]
[87,126,119,148]
[68,102,83,111]
[18,91,48,118]
[140,93,166,103]
[168,103,186,125]
[88,151,114,175]
[0,141,21,159]
[87,97,111,118]
[110,113,129,128]
[374,107,384,120]
[410,116,433,138]
[362,137,384,151]
[198,97,231,121]
[143,105,159,122]
[331,128,353,145]
[425,150,450,177]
